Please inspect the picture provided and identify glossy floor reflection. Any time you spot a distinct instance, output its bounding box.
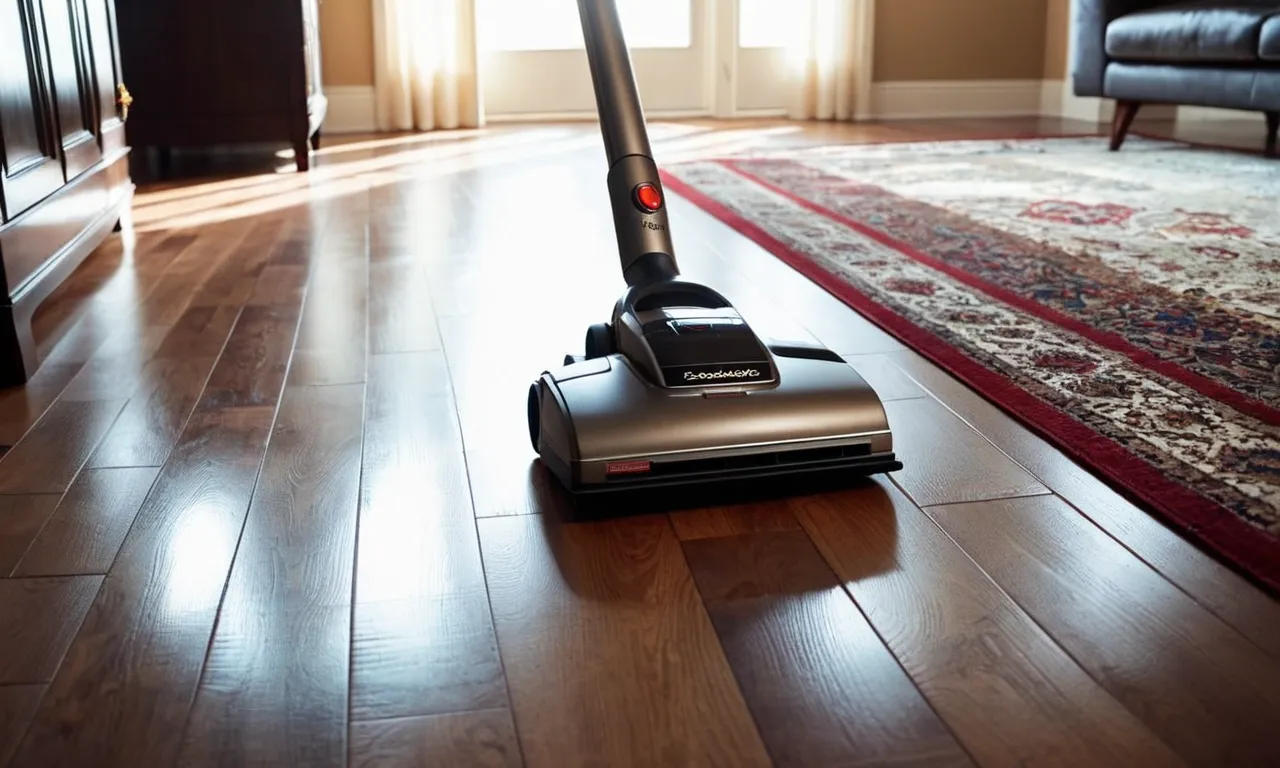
[0,116,1277,767]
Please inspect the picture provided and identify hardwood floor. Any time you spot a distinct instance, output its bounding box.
[0,116,1277,767]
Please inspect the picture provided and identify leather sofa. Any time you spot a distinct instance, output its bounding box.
[1072,0,1280,156]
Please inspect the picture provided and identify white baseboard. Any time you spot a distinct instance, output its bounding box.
[487,108,710,123]
[322,80,1264,133]
[1040,80,1064,120]
[1177,105,1261,122]
[323,86,377,134]
[869,80,1044,120]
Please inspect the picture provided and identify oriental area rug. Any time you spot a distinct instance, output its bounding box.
[660,135,1280,592]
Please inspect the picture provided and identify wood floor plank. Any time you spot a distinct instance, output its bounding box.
[477,513,772,767]
[11,468,161,577]
[794,478,1187,767]
[841,352,929,402]
[682,529,973,767]
[349,710,523,768]
[58,332,175,402]
[86,358,219,469]
[369,262,441,354]
[0,363,82,446]
[246,264,308,308]
[668,500,801,542]
[929,495,1280,766]
[882,397,1049,507]
[0,577,102,683]
[0,496,61,576]
[0,685,44,767]
[152,304,242,360]
[287,253,368,387]
[5,406,278,768]
[115,220,258,341]
[349,352,506,722]
[176,384,365,767]
[464,448,561,519]
[0,399,126,495]
[185,216,291,311]
[888,349,1280,658]
[192,304,302,412]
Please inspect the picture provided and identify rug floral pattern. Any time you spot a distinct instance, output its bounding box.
[662,136,1280,589]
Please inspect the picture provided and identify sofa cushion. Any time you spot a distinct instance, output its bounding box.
[1262,15,1280,60]
[1106,3,1279,64]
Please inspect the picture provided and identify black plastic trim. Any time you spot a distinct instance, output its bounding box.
[767,343,846,364]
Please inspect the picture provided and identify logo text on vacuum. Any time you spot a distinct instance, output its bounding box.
[685,368,760,382]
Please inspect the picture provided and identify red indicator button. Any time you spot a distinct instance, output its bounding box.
[634,183,663,212]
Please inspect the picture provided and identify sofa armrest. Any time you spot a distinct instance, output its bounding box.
[1071,0,1170,97]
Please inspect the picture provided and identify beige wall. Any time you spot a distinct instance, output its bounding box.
[320,0,374,86]
[317,1,1060,88]
[874,0,1048,81]
[1044,0,1070,80]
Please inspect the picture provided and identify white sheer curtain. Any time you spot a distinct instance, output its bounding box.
[373,0,484,131]
[787,0,876,121]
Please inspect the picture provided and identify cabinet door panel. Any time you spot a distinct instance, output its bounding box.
[81,0,125,155]
[0,0,65,221]
[40,0,101,180]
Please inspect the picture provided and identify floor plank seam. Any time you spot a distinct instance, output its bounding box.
[878,355,1278,644]
[436,294,529,767]
[667,519,781,764]
[1,494,63,579]
[169,252,313,760]
[779,510,987,768]
[88,306,245,582]
[901,488,1190,760]
[918,490,1057,510]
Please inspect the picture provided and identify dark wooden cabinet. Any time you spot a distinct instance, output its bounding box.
[112,0,327,172]
[0,0,134,386]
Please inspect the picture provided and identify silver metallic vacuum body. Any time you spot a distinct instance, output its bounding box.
[527,0,901,503]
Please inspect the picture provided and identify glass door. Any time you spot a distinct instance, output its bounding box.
[478,0,713,117]
[477,1,808,118]
[733,0,807,113]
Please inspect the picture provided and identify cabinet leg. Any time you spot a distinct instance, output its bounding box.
[310,130,321,151]
[1110,100,1142,151]
[1266,112,1278,158]
[294,139,311,172]
[0,304,38,388]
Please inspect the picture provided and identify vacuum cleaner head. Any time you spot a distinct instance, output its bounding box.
[525,0,902,509]
[528,281,902,502]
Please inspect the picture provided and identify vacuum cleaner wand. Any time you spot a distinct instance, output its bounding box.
[576,0,681,287]
[576,0,652,166]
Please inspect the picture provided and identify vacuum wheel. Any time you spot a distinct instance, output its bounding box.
[584,322,616,359]
[527,382,541,453]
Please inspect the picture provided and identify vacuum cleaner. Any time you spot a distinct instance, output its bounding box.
[526,0,902,506]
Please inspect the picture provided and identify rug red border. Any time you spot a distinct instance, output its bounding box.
[659,163,1279,595]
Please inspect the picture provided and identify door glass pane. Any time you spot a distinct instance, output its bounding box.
[739,0,807,49]
[479,0,691,51]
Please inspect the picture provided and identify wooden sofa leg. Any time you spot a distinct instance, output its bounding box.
[1110,101,1142,151]
[1266,112,1278,158]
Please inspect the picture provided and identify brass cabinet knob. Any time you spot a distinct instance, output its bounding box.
[117,83,133,121]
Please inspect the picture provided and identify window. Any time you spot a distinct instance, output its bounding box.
[479,0,692,52]
[738,0,808,49]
